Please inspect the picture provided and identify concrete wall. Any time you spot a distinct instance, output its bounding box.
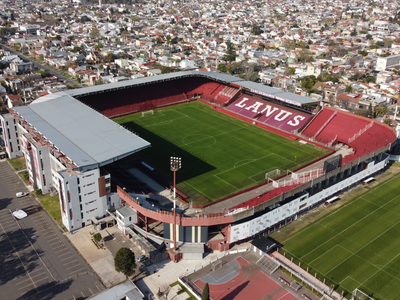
[229,157,388,243]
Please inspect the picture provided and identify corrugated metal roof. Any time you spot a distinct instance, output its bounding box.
[15,92,150,171]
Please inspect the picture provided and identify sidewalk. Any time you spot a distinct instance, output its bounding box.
[66,226,126,288]
[271,251,346,300]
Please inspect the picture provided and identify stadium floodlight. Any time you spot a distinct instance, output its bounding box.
[170,157,181,251]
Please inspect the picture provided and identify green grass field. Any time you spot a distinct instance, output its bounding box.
[114,101,329,205]
[274,171,400,300]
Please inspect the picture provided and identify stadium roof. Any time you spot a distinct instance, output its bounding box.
[14,92,150,172]
[65,71,244,97]
[235,81,317,106]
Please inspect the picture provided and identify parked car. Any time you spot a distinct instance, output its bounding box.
[137,255,147,262]
[16,192,28,198]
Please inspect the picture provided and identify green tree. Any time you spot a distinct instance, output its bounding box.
[104,52,114,62]
[93,233,102,242]
[39,70,50,78]
[90,28,100,40]
[114,247,136,278]
[366,34,373,40]
[202,282,210,300]
[217,63,227,73]
[223,42,237,62]
[375,104,389,117]
[161,66,171,74]
[350,28,357,36]
[345,85,352,93]
[73,46,81,53]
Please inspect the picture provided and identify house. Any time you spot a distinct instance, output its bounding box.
[6,94,24,108]
[148,69,162,76]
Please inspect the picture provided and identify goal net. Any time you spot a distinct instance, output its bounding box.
[265,169,281,180]
[211,260,223,271]
[142,110,154,117]
[351,288,375,300]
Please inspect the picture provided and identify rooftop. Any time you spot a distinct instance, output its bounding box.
[14,92,150,172]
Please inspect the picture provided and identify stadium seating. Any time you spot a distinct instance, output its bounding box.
[79,77,228,118]
[302,106,396,164]
[226,95,311,133]
[229,183,303,211]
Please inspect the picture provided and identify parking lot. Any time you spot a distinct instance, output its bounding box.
[0,161,105,299]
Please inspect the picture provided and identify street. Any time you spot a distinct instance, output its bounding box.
[0,43,79,87]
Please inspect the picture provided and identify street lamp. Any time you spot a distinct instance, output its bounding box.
[170,157,181,251]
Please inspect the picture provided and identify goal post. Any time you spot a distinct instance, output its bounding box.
[142,110,154,117]
[351,288,375,300]
[265,169,281,180]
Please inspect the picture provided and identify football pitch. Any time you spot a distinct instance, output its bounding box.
[275,171,400,300]
[114,101,328,204]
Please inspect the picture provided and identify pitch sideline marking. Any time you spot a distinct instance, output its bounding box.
[282,172,400,244]
[302,192,400,261]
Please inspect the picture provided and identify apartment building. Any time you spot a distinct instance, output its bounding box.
[1,92,150,231]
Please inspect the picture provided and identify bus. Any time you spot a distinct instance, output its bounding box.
[325,196,339,205]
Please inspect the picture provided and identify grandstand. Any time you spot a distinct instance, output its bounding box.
[3,71,396,258]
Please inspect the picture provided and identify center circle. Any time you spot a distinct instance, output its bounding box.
[182,134,216,148]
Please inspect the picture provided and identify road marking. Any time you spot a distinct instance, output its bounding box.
[88,288,94,295]
[70,267,84,274]
[55,248,69,254]
[57,252,71,258]
[18,283,34,291]
[96,285,101,292]
[66,264,81,270]
[52,244,65,250]
[81,292,85,298]
[63,259,77,266]
[60,256,74,262]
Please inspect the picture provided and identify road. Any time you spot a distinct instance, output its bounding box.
[0,160,104,300]
[0,43,79,87]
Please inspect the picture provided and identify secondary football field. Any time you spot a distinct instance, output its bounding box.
[114,101,328,204]
[274,171,400,300]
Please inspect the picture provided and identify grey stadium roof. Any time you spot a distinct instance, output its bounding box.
[13,71,315,172]
[234,81,316,105]
[14,92,150,172]
[64,70,244,98]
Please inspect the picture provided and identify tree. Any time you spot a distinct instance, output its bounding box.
[202,282,210,300]
[350,28,357,36]
[161,66,171,74]
[345,85,352,93]
[217,63,227,73]
[73,46,81,53]
[375,104,389,117]
[223,42,237,62]
[251,24,262,35]
[366,34,373,40]
[90,28,100,40]
[383,38,393,48]
[39,70,50,78]
[104,52,114,63]
[114,247,136,278]
[93,233,102,242]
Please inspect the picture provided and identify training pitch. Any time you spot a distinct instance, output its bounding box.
[275,171,400,300]
[115,101,328,205]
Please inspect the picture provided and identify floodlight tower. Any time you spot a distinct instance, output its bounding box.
[170,157,181,251]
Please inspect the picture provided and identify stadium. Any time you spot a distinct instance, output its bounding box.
[1,71,397,262]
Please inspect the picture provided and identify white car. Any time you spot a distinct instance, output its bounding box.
[12,210,27,219]
[16,192,28,198]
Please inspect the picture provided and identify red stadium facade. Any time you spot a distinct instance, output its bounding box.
[74,72,396,258]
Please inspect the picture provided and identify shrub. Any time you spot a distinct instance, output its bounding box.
[93,233,102,242]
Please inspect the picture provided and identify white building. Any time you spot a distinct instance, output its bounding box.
[2,92,150,231]
[0,113,23,158]
[376,54,400,71]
